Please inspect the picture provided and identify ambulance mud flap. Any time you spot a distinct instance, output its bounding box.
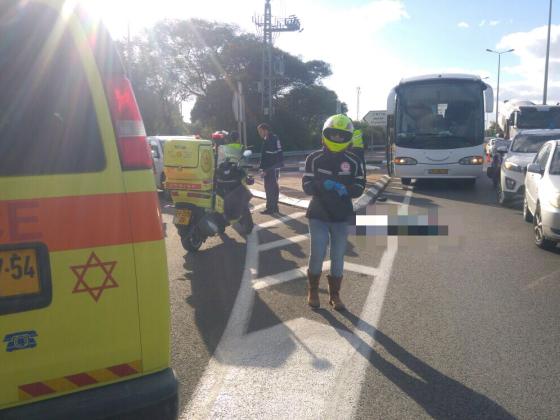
[0,368,178,420]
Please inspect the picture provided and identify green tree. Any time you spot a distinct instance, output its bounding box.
[485,121,503,137]
[120,18,343,144]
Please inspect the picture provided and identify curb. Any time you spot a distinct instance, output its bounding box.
[250,189,310,209]
[353,175,391,211]
[250,174,391,211]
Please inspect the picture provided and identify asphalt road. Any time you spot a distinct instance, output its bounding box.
[164,172,560,419]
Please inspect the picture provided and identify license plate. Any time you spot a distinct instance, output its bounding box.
[174,209,191,225]
[0,248,40,298]
[429,169,449,174]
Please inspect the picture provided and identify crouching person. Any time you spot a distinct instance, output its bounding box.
[302,114,365,310]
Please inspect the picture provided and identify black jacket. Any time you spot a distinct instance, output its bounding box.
[302,148,365,222]
[259,132,284,171]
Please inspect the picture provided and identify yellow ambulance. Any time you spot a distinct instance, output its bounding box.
[0,1,178,418]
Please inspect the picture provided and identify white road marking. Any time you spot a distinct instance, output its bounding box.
[253,260,377,291]
[250,202,268,213]
[183,226,259,419]
[183,184,412,419]
[258,233,309,251]
[257,212,306,230]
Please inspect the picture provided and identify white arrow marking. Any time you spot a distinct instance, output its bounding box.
[183,187,411,419]
[258,233,309,251]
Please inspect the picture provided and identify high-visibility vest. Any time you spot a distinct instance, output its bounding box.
[352,129,364,149]
[217,142,243,164]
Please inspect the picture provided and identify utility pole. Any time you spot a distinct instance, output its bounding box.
[486,48,514,127]
[126,20,131,78]
[356,87,361,120]
[254,1,301,120]
[544,0,552,104]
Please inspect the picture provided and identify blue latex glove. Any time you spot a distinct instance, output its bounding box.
[334,182,348,197]
[323,179,336,190]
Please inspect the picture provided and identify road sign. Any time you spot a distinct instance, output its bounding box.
[363,110,387,127]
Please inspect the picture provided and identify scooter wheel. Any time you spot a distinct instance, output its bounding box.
[181,230,204,252]
[240,208,254,235]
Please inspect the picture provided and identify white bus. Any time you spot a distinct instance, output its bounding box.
[386,74,494,186]
[499,100,560,139]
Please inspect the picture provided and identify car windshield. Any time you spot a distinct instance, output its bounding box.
[395,81,483,149]
[550,146,560,175]
[510,134,560,153]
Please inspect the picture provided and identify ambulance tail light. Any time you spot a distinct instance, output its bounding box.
[105,76,152,170]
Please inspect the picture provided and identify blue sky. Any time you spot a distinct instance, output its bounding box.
[384,0,554,86]
[88,0,560,121]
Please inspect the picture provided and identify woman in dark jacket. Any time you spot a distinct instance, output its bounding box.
[302,114,365,310]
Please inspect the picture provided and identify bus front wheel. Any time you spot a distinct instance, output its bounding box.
[401,178,412,186]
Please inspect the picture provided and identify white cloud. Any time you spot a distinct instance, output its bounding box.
[457,21,470,29]
[496,24,560,104]
[479,20,486,27]
[489,20,500,26]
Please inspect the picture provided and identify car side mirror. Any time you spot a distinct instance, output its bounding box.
[527,163,544,175]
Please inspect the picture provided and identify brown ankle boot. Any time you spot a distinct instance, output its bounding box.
[327,275,345,311]
[307,270,321,308]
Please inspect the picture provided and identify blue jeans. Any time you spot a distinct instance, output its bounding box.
[308,218,349,278]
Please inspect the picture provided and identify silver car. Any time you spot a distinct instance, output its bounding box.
[523,140,560,250]
[498,129,560,205]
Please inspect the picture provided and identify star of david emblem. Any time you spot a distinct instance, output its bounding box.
[70,252,118,302]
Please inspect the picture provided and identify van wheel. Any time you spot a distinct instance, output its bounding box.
[401,178,411,186]
[523,196,533,223]
[534,205,556,250]
[181,230,203,252]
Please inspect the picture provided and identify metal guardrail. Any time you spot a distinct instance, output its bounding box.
[250,145,385,159]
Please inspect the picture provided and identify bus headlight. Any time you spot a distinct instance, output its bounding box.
[503,161,524,172]
[394,157,417,165]
[459,156,484,165]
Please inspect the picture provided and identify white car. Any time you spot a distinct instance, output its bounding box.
[523,140,560,249]
[498,129,560,205]
[149,137,165,189]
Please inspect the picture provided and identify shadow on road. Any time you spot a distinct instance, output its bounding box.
[182,235,246,356]
[411,177,523,211]
[318,310,515,419]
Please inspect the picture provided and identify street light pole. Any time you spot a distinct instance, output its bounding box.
[544,0,552,104]
[486,48,514,130]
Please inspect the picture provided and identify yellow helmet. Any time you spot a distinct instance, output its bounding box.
[322,114,354,152]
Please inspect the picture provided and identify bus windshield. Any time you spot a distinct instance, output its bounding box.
[517,107,560,129]
[395,81,483,150]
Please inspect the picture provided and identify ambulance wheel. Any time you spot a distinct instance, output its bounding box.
[181,230,203,252]
[240,208,254,234]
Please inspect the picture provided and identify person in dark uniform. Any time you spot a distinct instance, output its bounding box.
[302,114,365,310]
[257,123,284,214]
